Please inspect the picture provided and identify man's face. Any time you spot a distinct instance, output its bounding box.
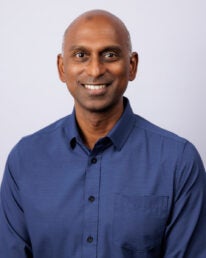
[58,15,138,113]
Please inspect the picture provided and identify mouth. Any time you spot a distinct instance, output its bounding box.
[84,84,107,90]
[80,83,110,96]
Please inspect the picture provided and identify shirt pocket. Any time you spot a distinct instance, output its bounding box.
[112,194,168,253]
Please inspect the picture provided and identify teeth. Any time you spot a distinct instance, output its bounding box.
[84,84,106,90]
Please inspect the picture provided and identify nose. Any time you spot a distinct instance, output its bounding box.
[86,56,105,78]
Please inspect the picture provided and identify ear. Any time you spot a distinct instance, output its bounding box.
[129,52,138,81]
[57,54,66,82]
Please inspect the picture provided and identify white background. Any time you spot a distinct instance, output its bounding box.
[0,0,205,181]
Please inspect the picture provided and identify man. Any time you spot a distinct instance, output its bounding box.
[0,9,206,258]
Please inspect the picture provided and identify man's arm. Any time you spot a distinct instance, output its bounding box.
[0,150,32,258]
[163,142,206,257]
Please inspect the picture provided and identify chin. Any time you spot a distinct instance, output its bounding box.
[86,101,120,114]
[76,97,123,114]
[86,106,110,113]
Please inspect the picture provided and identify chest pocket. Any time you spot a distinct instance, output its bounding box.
[112,194,168,254]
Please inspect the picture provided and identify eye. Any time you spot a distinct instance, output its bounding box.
[103,51,119,61]
[71,50,89,62]
[75,52,85,58]
[105,52,115,57]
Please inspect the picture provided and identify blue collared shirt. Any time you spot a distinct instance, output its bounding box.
[0,98,206,258]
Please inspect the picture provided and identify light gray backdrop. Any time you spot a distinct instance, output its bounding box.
[1,0,205,181]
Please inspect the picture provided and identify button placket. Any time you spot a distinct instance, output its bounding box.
[83,155,101,257]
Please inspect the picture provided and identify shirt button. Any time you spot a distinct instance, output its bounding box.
[87,236,93,243]
[88,196,95,202]
[91,157,97,164]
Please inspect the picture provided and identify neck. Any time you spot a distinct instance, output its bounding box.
[75,101,124,150]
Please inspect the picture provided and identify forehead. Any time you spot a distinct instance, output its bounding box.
[64,15,128,51]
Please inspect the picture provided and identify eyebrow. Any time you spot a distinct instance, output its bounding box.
[69,46,88,52]
[68,45,123,54]
[100,46,122,54]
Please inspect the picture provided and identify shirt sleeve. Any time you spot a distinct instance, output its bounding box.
[0,148,32,258]
[163,142,206,257]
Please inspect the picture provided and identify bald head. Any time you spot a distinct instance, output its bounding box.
[61,10,132,55]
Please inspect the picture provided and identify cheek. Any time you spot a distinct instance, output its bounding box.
[64,63,84,81]
[113,62,130,79]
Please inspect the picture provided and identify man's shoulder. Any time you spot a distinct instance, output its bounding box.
[132,114,204,168]
[133,114,187,145]
[26,115,71,137]
[14,115,72,150]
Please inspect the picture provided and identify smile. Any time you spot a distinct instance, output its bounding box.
[84,84,107,90]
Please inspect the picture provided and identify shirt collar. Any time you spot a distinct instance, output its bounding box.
[64,97,136,151]
[107,97,136,150]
